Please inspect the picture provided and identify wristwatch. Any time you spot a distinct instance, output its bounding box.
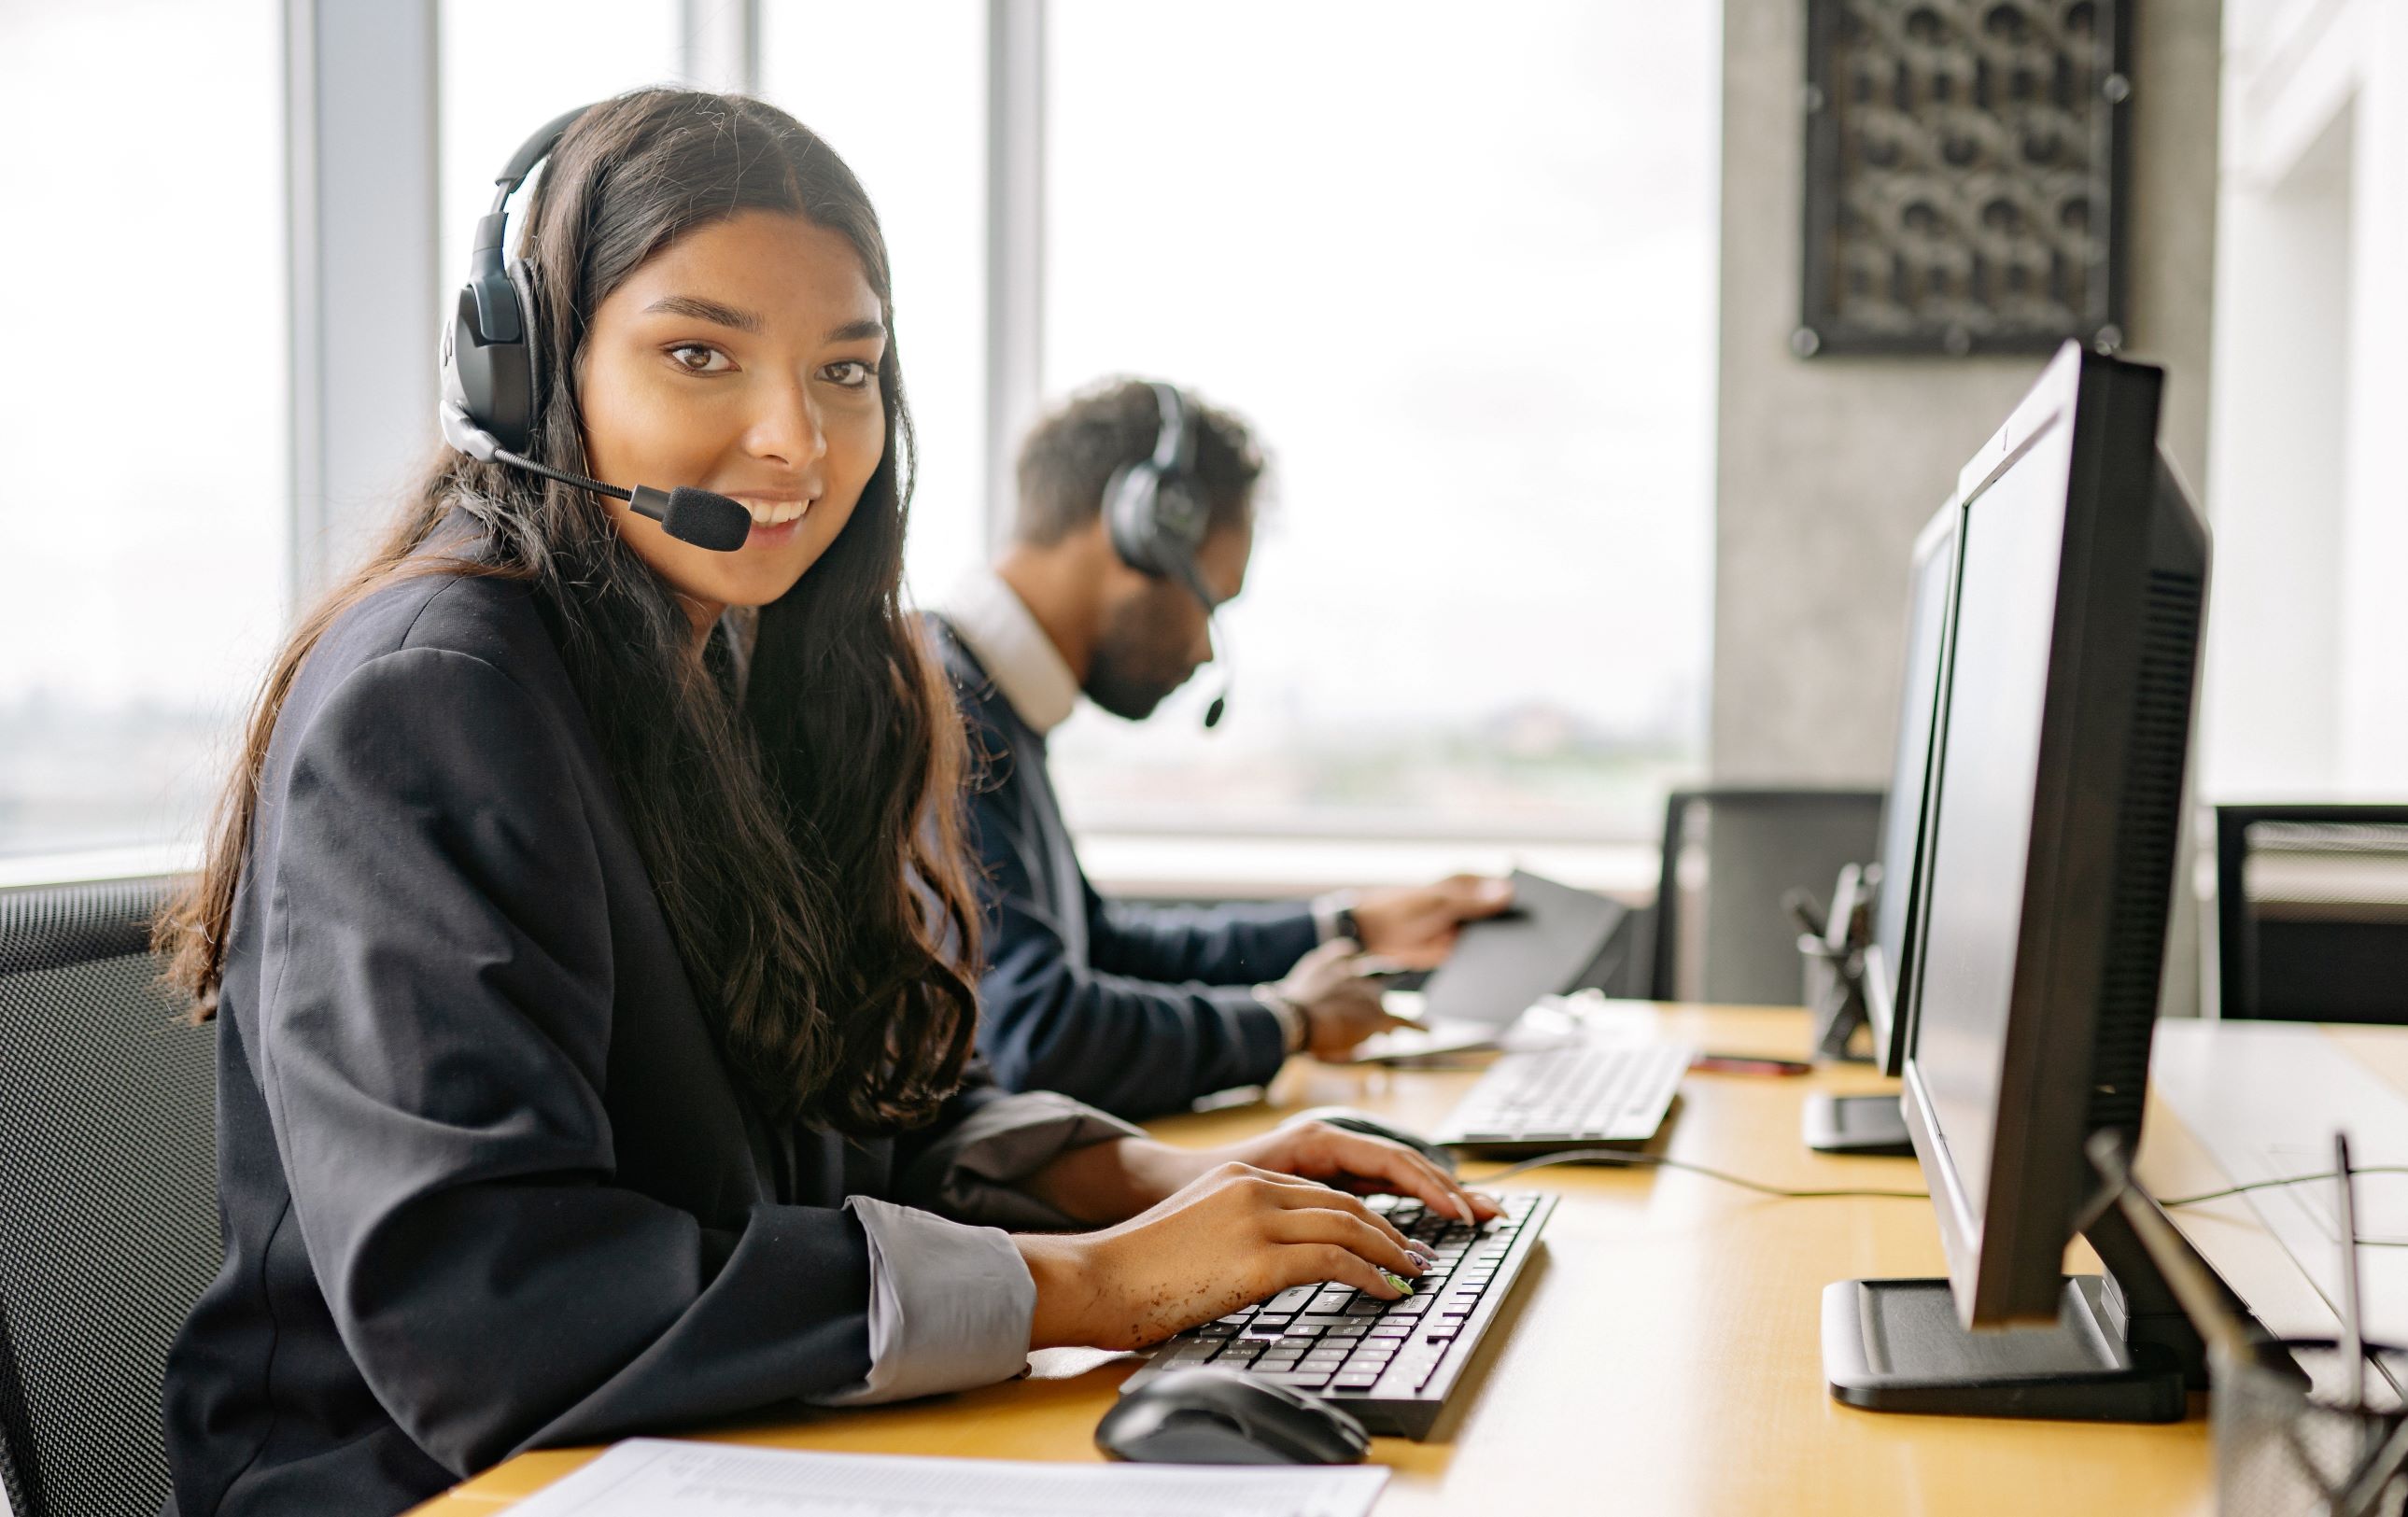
[1252,983,1310,1055]
[1315,888,1363,947]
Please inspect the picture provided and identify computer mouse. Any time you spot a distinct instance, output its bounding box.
[1291,1106,1460,1175]
[1096,1367,1371,1465]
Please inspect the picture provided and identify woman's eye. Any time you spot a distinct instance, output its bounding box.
[822,359,875,390]
[668,344,733,374]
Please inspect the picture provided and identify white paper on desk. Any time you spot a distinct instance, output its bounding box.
[504,1438,1389,1517]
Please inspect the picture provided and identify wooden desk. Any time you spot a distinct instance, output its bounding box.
[416,1004,2228,1515]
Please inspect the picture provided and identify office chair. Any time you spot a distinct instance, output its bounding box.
[2215,804,2408,1023]
[1644,787,1885,1005]
[0,877,218,1517]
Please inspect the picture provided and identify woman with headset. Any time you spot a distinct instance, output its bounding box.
[154,91,1490,1516]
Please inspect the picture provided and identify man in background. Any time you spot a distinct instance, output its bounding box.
[930,378,1511,1119]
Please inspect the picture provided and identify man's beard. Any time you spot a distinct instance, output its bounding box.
[1085,587,1200,721]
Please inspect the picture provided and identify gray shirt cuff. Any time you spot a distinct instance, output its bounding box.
[899,1089,1146,1231]
[808,1197,1035,1407]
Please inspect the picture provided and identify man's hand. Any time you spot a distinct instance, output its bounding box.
[1274,938,1410,1061]
[1347,874,1515,968]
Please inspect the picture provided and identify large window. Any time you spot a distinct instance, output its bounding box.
[1042,3,1719,845]
[2,7,1720,873]
[0,0,289,859]
[437,0,683,312]
[761,2,991,602]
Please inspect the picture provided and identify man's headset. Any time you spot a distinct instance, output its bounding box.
[437,104,754,552]
[1101,382,1233,729]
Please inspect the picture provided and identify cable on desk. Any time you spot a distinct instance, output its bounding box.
[2153,1166,2408,1245]
[1464,1148,1928,1200]
[1460,1156,2408,1237]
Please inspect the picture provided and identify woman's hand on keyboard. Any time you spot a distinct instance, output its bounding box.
[1014,1163,1436,1352]
[1217,1119,1501,1228]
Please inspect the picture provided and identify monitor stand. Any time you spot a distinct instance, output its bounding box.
[1802,1092,1913,1156]
[1822,1190,2244,1422]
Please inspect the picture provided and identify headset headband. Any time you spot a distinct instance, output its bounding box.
[460,105,592,344]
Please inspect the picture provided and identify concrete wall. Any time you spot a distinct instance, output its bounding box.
[1711,0,2224,785]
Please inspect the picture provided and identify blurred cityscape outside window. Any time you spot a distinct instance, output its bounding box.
[0,4,1716,861]
[760,0,991,603]
[0,0,289,858]
[1041,2,1720,845]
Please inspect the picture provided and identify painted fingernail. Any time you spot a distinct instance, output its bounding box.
[1379,1269,1415,1296]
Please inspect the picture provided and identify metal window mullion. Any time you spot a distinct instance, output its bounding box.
[680,0,759,94]
[985,0,1045,551]
[285,0,440,600]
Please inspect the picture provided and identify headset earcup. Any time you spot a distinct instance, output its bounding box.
[1104,461,1165,575]
[1150,475,1210,563]
[446,280,536,457]
[501,259,543,452]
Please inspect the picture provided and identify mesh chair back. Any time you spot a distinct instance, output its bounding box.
[1647,788,1885,1005]
[2216,806,2408,1023]
[0,878,218,1517]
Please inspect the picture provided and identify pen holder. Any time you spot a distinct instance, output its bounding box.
[1799,933,1860,1059]
[1797,862,1877,1063]
[2214,1338,2408,1517]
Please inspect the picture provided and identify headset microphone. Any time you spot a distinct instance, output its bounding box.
[438,102,753,555]
[1198,597,1233,730]
[437,399,754,553]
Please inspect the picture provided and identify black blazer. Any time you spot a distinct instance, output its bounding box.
[164,572,1077,1517]
[929,620,1320,1119]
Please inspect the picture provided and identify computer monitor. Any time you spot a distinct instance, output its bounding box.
[1824,342,2225,1423]
[1864,499,1961,1078]
[1801,501,1960,1157]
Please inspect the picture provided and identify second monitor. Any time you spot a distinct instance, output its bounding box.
[1803,496,1962,1156]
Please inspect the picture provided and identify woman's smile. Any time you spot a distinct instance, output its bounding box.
[729,492,813,549]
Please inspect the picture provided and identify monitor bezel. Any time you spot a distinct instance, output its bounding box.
[1866,497,1964,1079]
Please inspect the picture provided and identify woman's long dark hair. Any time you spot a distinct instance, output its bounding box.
[157,90,980,1136]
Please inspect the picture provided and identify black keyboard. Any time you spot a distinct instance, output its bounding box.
[1117,1191,1555,1439]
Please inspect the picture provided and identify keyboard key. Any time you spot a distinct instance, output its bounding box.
[1264,1285,1319,1315]
[1369,1321,1415,1338]
[1294,1314,1346,1332]
[1325,1322,1371,1338]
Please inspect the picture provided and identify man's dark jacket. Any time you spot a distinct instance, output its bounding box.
[931,619,1320,1119]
